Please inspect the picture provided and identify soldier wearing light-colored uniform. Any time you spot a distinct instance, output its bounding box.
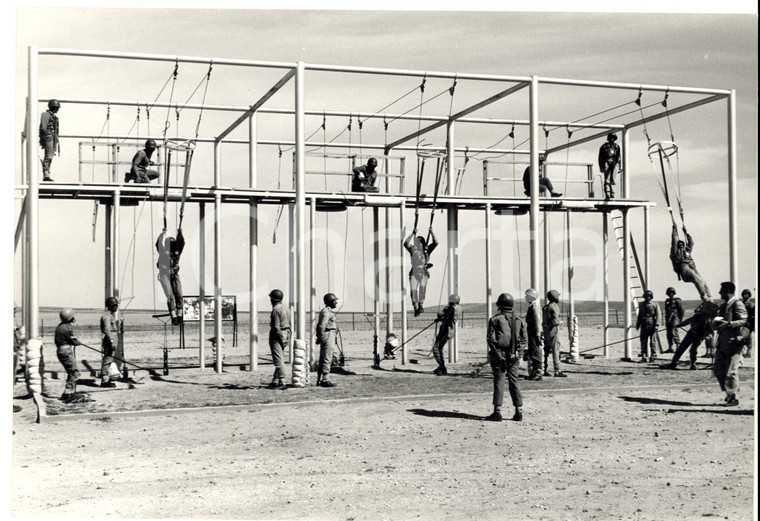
[316,293,339,388]
[542,290,566,377]
[712,282,748,407]
[100,297,121,387]
[54,308,82,401]
[39,99,60,182]
[524,288,543,380]
[267,289,290,389]
[636,290,660,362]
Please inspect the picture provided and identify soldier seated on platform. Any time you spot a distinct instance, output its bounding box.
[351,157,380,192]
[522,154,562,198]
[125,139,160,184]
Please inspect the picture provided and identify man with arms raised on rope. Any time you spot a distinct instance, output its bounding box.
[351,157,380,192]
[670,223,711,301]
[156,227,185,325]
[126,139,160,184]
[404,228,439,316]
[598,132,621,199]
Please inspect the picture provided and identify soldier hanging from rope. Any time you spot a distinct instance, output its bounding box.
[156,226,185,325]
[670,223,711,301]
[404,227,439,317]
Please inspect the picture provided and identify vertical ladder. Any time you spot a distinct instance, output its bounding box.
[609,210,663,350]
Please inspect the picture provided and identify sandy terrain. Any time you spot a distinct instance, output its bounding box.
[10,324,757,520]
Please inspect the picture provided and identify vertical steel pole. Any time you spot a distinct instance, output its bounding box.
[113,189,120,302]
[104,205,112,301]
[446,121,458,362]
[384,157,393,339]
[248,113,258,371]
[373,206,380,353]
[483,160,489,196]
[603,212,609,358]
[643,206,650,289]
[199,202,206,369]
[622,129,632,360]
[567,210,578,362]
[543,212,550,297]
[529,76,540,294]
[294,62,307,344]
[213,140,223,373]
[399,203,408,365]
[727,90,738,281]
[288,203,295,362]
[485,202,493,341]
[310,198,316,360]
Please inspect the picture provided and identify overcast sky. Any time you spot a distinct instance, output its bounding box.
[4,3,758,317]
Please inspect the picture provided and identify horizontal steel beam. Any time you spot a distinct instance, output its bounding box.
[538,76,732,96]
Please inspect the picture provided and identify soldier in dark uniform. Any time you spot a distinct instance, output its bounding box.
[524,288,544,380]
[156,227,185,325]
[670,223,711,301]
[54,308,82,402]
[100,297,121,388]
[522,154,562,197]
[486,293,527,422]
[664,287,684,353]
[267,289,290,389]
[404,229,439,316]
[431,294,461,375]
[598,132,621,199]
[636,290,660,362]
[351,157,379,192]
[126,139,160,184]
[666,300,718,370]
[712,282,748,406]
[741,289,754,358]
[542,290,566,377]
[316,293,339,387]
[39,99,60,182]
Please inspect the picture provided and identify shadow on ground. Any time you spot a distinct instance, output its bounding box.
[407,408,486,421]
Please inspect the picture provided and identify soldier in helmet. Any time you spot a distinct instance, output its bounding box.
[664,287,684,353]
[351,157,380,192]
[267,289,290,389]
[404,228,439,316]
[670,223,711,301]
[39,99,61,182]
[54,308,83,402]
[316,293,340,387]
[524,288,544,380]
[126,139,160,184]
[431,294,462,375]
[156,227,186,325]
[100,297,121,388]
[542,290,566,377]
[598,132,621,199]
[740,289,754,358]
[636,290,661,363]
[522,154,562,198]
[486,293,527,422]
[666,300,718,370]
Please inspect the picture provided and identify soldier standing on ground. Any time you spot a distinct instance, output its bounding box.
[524,288,544,380]
[712,282,748,407]
[54,308,83,402]
[267,289,290,389]
[486,293,526,422]
[100,297,121,388]
[636,290,660,363]
[316,293,339,388]
[666,300,718,370]
[664,287,684,354]
[542,290,566,377]
[431,294,461,376]
[741,289,754,358]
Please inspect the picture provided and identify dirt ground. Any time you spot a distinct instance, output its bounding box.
[10,324,757,520]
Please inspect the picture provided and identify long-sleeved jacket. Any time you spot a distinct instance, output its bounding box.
[664,297,684,325]
[352,165,377,191]
[156,229,185,274]
[316,306,337,344]
[598,141,621,170]
[526,300,542,343]
[488,310,527,360]
[54,322,82,348]
[716,297,748,353]
[678,302,717,340]
[100,310,119,347]
[435,303,461,340]
[39,110,59,148]
[404,232,439,271]
[542,301,561,332]
[670,227,696,272]
[269,302,291,344]
[636,299,660,329]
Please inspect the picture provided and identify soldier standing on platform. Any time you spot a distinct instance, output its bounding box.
[39,99,60,182]
[598,132,621,199]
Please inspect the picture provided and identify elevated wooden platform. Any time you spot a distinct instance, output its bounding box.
[21,182,656,213]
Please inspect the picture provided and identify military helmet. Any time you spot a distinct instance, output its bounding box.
[105,296,119,309]
[547,290,560,303]
[269,289,284,302]
[496,293,514,309]
[145,139,158,149]
[323,292,338,306]
[448,294,460,304]
[666,287,676,296]
[607,132,617,141]
[742,289,752,298]
[643,290,654,299]
[48,99,61,110]
[525,288,538,300]
[367,157,378,166]
[59,308,75,323]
